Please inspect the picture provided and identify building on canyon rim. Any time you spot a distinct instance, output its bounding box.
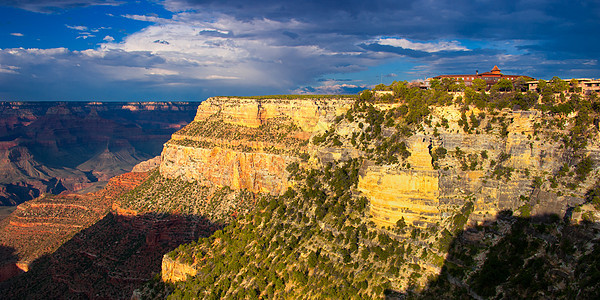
[411,65,599,95]
[429,65,532,88]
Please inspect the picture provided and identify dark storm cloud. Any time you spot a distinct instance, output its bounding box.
[164,0,600,62]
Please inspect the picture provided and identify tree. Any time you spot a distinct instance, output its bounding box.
[550,76,569,93]
[493,78,513,92]
[429,79,441,91]
[359,90,373,101]
[513,77,528,92]
[392,81,409,98]
[374,83,386,91]
[570,78,582,93]
[440,78,460,92]
[472,78,487,91]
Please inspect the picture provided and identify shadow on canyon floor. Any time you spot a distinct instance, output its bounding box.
[0,212,221,300]
[0,245,19,282]
[387,211,600,299]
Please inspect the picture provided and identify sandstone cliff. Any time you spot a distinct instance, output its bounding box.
[161,254,197,282]
[159,96,355,195]
[170,97,599,230]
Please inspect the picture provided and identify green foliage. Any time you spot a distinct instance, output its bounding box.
[493,78,514,92]
[472,78,487,91]
[452,201,474,233]
[517,203,532,217]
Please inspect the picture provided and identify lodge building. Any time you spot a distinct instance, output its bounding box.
[430,65,532,87]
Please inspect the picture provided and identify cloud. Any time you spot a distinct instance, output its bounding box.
[159,0,600,66]
[376,38,468,53]
[10,32,24,37]
[76,34,95,39]
[91,27,111,33]
[0,64,20,74]
[103,35,115,42]
[122,14,171,23]
[0,0,123,13]
[98,14,382,88]
[66,24,88,31]
[293,81,367,95]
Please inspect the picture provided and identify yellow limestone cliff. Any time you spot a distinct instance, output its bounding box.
[359,137,440,227]
[360,105,599,228]
[159,97,354,195]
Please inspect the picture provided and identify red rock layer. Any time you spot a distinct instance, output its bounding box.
[0,171,150,282]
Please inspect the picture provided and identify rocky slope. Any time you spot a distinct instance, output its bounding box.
[160,96,355,194]
[0,171,148,282]
[0,165,221,299]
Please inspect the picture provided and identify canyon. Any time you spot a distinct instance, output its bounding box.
[0,101,199,206]
[1,85,600,298]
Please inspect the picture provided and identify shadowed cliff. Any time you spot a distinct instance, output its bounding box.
[387,211,600,299]
[0,212,220,300]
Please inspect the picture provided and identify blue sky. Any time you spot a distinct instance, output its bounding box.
[0,0,598,100]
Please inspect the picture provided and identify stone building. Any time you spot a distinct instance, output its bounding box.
[527,78,600,95]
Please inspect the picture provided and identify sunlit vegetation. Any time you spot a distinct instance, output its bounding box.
[138,159,483,299]
[173,115,309,155]
[119,170,254,222]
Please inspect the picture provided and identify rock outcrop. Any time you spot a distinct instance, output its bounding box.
[159,97,355,195]
[361,106,599,228]
[161,254,197,282]
[0,171,149,282]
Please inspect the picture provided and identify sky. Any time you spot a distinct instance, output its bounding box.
[0,0,598,100]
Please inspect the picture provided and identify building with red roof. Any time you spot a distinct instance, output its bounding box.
[430,66,532,88]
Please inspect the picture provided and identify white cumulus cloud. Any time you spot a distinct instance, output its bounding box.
[66,25,88,31]
[377,38,469,53]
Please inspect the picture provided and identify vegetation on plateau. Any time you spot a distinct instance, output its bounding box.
[172,115,309,156]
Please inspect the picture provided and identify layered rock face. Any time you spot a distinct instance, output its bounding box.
[160,97,600,229]
[360,106,599,228]
[0,171,148,282]
[355,108,590,227]
[358,136,440,227]
[160,97,355,195]
[161,145,296,195]
[192,97,352,131]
